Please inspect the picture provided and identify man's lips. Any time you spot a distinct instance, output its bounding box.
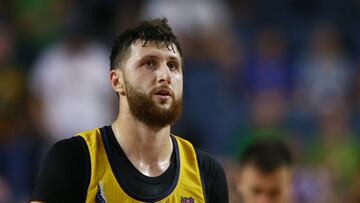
[153,88,174,98]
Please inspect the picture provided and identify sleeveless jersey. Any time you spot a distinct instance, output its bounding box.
[77,128,206,203]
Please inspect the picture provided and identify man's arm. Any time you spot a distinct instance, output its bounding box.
[30,137,89,203]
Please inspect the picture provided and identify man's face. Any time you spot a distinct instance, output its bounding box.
[119,40,183,127]
[237,165,291,203]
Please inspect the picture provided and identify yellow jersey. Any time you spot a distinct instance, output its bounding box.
[77,128,206,203]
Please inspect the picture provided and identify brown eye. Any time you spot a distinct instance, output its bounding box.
[167,62,178,71]
[144,60,155,69]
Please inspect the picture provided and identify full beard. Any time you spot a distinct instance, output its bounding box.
[124,78,182,128]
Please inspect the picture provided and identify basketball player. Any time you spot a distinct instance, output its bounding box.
[236,138,292,203]
[30,18,228,203]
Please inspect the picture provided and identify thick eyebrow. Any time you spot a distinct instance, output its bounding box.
[167,56,181,63]
[141,55,159,60]
[135,55,160,64]
[139,54,181,63]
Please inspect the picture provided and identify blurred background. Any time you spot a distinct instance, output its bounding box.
[1,0,360,202]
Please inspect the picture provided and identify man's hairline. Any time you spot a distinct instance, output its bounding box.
[112,39,183,71]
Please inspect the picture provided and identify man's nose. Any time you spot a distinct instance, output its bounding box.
[157,62,172,84]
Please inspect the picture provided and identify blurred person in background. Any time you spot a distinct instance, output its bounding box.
[296,102,360,203]
[236,138,293,203]
[294,23,353,117]
[290,24,356,203]
[240,25,292,100]
[290,103,357,203]
[29,4,116,142]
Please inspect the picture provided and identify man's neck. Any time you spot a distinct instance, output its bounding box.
[111,113,173,177]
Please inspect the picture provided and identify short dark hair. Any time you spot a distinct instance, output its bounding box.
[110,18,182,70]
[239,138,292,173]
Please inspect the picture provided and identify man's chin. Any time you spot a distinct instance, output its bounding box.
[153,102,172,109]
[151,97,173,108]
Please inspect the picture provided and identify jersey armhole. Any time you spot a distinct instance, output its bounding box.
[195,148,208,203]
[76,136,91,202]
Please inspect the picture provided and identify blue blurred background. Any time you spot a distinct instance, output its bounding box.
[1,0,360,202]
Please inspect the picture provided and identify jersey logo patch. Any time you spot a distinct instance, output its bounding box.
[181,196,194,203]
[95,181,106,203]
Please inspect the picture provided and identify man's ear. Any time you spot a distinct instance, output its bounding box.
[110,69,126,95]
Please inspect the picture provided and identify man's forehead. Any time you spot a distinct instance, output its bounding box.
[241,165,291,179]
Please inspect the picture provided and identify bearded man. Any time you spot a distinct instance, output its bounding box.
[30,18,228,203]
